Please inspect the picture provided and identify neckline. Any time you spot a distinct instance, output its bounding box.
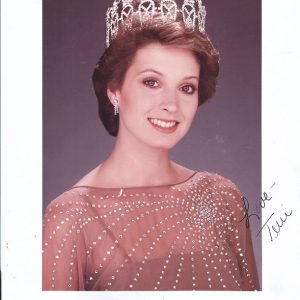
[70,171,199,192]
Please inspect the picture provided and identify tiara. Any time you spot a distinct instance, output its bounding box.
[106,0,206,47]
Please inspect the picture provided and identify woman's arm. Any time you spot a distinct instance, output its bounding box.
[223,179,261,291]
[42,196,87,290]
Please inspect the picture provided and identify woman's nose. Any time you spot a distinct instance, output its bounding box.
[159,89,179,113]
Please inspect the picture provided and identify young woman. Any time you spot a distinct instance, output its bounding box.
[43,0,260,291]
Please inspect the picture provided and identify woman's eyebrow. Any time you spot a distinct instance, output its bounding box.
[138,69,199,81]
[137,68,164,76]
[182,76,199,81]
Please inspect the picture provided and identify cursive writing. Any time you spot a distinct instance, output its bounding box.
[240,196,260,228]
[260,191,272,208]
[239,182,293,242]
[256,210,293,242]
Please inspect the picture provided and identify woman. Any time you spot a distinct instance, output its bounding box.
[43,0,260,291]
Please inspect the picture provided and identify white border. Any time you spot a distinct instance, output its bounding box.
[1,0,300,299]
[261,0,300,297]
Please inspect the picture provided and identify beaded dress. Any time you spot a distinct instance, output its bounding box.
[42,171,260,291]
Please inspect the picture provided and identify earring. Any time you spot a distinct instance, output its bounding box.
[113,98,119,115]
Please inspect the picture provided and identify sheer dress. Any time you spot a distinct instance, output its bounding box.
[42,172,260,291]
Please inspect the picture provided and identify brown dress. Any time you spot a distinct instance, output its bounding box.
[42,172,260,291]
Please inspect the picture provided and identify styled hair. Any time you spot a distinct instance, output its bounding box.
[92,11,220,136]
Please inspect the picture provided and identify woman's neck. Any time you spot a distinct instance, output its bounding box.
[98,134,178,187]
[76,130,195,189]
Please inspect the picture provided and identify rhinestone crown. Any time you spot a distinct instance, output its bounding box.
[106,0,206,47]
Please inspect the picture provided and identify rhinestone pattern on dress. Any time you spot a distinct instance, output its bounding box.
[42,172,260,291]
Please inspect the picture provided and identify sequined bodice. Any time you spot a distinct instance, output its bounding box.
[42,172,260,291]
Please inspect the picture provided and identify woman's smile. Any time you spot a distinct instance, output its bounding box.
[148,117,179,134]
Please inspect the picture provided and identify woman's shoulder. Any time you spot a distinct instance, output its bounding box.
[193,171,241,189]
[44,165,105,214]
[192,171,244,206]
[43,186,93,219]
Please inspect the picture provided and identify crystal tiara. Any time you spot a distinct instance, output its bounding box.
[106,0,207,47]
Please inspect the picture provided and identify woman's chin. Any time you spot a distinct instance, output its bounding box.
[146,137,182,151]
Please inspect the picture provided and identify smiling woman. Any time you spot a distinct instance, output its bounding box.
[43,0,260,291]
[106,44,200,150]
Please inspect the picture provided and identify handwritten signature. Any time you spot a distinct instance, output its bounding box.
[239,182,293,242]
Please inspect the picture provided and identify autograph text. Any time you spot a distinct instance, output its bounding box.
[239,183,293,242]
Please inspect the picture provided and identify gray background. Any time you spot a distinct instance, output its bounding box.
[43,0,261,286]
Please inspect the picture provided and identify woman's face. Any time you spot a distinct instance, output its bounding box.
[112,43,200,150]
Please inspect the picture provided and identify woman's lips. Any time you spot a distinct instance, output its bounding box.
[148,118,179,134]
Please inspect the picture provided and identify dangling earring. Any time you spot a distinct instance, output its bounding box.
[113,98,119,115]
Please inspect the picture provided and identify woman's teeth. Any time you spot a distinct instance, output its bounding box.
[149,118,177,128]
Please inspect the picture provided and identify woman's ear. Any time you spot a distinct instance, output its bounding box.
[107,86,117,106]
[106,86,119,104]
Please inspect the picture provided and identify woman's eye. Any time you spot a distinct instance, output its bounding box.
[181,85,197,94]
[143,79,159,88]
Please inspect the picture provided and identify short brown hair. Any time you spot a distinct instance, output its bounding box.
[92,12,219,137]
